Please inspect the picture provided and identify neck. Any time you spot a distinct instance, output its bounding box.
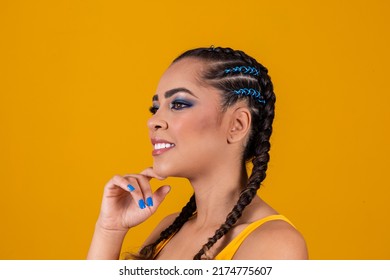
[188,164,248,229]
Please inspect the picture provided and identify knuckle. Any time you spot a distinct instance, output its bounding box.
[112,174,123,182]
[126,177,138,185]
[111,174,128,188]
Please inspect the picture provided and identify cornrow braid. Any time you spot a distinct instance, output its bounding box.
[174,47,276,260]
[130,194,196,259]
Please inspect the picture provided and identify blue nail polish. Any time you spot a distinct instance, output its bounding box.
[138,199,146,209]
[127,184,135,192]
[146,197,153,207]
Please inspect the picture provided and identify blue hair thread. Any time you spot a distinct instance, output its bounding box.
[233,88,266,104]
[224,66,260,76]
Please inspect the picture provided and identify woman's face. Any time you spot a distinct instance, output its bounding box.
[147,58,233,179]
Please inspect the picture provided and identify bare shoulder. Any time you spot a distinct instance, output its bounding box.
[232,219,308,260]
[141,213,179,247]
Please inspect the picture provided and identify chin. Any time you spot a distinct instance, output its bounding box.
[153,161,186,178]
[153,162,174,178]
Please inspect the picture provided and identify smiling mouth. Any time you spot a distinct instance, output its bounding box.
[154,143,175,150]
[152,142,175,156]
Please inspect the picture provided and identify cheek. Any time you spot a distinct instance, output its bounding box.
[177,110,221,137]
[197,107,225,137]
[174,112,226,154]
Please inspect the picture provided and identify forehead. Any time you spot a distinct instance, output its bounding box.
[155,58,207,94]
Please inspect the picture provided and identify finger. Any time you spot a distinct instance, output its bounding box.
[124,176,148,210]
[124,173,170,211]
[126,174,154,208]
[107,175,134,193]
[140,167,166,180]
[151,185,171,208]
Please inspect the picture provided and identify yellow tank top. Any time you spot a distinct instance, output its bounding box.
[153,214,294,260]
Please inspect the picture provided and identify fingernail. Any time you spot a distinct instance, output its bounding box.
[127,184,135,192]
[146,197,153,207]
[138,199,146,209]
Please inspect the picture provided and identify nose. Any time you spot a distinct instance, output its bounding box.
[147,114,168,131]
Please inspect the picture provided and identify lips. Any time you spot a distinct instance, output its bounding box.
[151,138,175,156]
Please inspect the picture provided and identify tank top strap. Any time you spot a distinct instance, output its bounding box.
[153,230,177,259]
[214,214,295,260]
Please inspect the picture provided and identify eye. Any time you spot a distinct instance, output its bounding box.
[170,100,193,111]
[149,105,159,115]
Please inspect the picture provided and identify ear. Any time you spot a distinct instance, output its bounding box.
[227,107,251,144]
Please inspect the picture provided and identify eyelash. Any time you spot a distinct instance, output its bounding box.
[149,100,193,115]
[149,106,158,114]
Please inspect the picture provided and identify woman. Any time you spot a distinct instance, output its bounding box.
[87,47,308,260]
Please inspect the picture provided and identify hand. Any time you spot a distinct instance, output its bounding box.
[96,167,171,233]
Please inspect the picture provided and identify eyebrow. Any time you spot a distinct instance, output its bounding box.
[152,87,197,101]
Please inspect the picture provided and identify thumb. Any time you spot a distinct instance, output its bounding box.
[151,185,171,208]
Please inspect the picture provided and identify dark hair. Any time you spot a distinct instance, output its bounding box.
[134,46,276,260]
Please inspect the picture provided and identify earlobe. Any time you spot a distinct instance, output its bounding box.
[227,107,251,144]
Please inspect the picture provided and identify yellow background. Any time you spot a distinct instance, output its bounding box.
[1,0,389,259]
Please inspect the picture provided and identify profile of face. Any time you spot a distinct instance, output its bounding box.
[137,48,277,260]
[147,58,246,179]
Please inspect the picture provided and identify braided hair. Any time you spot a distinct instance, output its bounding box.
[135,46,276,260]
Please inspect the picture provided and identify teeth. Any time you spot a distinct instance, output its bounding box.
[154,143,175,150]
